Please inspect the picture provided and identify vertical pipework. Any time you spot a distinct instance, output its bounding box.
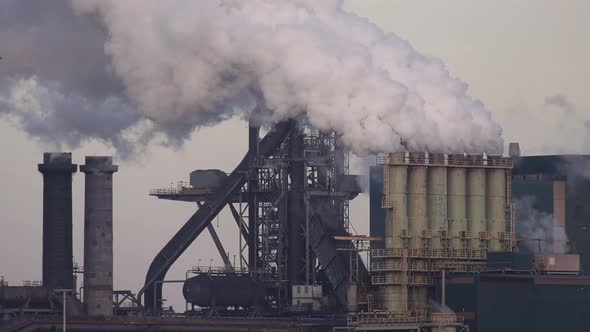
[447,155,467,251]
[38,153,77,290]
[81,156,118,317]
[466,156,486,250]
[288,123,306,286]
[428,154,447,250]
[486,156,506,251]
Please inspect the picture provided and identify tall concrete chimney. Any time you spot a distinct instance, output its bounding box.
[38,153,77,290]
[80,156,118,317]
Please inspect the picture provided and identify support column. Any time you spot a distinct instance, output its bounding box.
[288,123,306,286]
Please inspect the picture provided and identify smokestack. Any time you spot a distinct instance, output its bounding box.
[80,156,118,317]
[37,153,77,290]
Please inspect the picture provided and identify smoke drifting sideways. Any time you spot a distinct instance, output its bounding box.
[1,0,504,158]
[0,0,197,159]
[514,196,569,254]
[71,0,503,155]
[0,76,146,159]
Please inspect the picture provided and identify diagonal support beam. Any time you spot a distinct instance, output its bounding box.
[229,202,250,241]
[197,202,233,272]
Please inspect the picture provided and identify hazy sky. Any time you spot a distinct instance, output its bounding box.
[1,0,589,310]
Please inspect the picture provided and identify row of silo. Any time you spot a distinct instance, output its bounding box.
[384,152,510,250]
[378,152,512,313]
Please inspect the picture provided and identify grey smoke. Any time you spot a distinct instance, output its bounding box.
[558,156,590,192]
[1,0,505,156]
[0,76,142,158]
[514,196,569,254]
[544,94,576,114]
[0,0,144,158]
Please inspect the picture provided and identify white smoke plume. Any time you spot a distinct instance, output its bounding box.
[0,0,504,156]
[66,0,503,155]
[514,196,569,254]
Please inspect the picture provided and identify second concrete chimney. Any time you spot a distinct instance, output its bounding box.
[80,156,118,317]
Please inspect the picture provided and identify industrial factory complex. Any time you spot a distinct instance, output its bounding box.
[2,122,590,332]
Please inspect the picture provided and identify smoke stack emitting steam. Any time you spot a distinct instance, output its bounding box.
[1,0,503,156]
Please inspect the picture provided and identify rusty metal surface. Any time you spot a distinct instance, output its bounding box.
[534,254,580,273]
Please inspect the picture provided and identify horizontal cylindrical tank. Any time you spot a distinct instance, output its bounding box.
[428,154,448,250]
[486,158,506,251]
[0,286,53,307]
[183,274,264,307]
[447,155,467,250]
[467,156,486,250]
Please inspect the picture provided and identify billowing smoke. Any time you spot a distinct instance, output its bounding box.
[0,76,146,158]
[514,196,569,254]
[71,0,503,155]
[1,0,504,156]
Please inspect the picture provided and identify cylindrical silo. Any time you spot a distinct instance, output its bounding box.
[383,159,408,313]
[81,156,118,317]
[38,153,77,290]
[467,155,486,250]
[407,153,429,312]
[408,153,428,250]
[428,154,447,250]
[447,155,467,251]
[486,157,506,251]
[388,164,408,249]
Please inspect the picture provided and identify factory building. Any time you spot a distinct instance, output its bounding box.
[2,131,590,332]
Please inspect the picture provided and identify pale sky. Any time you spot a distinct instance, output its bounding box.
[1,0,589,310]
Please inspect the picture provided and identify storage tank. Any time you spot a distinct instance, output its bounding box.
[382,157,409,313]
[189,169,227,189]
[388,164,408,249]
[183,274,264,307]
[467,155,486,250]
[447,155,467,251]
[486,156,507,251]
[408,153,428,249]
[428,154,448,250]
[0,286,53,308]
